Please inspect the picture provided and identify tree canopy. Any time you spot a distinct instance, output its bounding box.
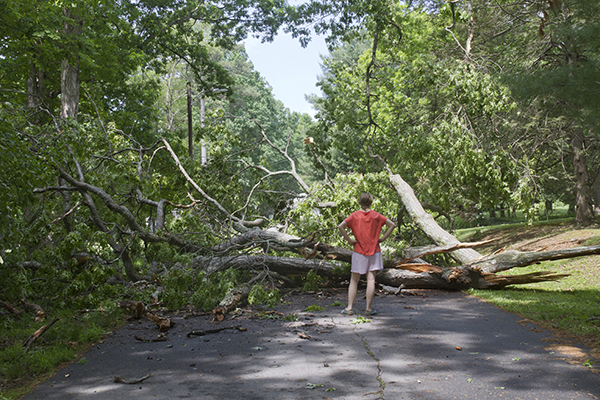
[0,0,598,315]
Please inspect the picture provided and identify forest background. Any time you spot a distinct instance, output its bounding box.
[0,0,599,396]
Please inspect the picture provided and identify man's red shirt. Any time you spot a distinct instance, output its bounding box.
[344,210,387,256]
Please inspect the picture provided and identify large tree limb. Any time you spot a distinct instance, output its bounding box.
[209,228,353,262]
[472,245,600,273]
[390,240,495,267]
[161,138,251,232]
[190,254,340,277]
[56,167,201,251]
[389,173,482,264]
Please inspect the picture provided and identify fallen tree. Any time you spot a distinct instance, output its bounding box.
[187,172,598,292]
[30,136,600,302]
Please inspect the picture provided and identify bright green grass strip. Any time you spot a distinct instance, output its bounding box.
[468,255,600,346]
[0,308,125,399]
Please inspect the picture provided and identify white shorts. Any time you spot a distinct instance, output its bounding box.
[351,251,383,275]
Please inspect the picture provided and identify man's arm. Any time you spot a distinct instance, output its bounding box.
[338,221,357,245]
[378,219,396,243]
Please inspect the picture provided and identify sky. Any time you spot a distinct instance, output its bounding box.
[244,32,329,117]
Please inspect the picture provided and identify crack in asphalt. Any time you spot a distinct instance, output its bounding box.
[354,328,385,399]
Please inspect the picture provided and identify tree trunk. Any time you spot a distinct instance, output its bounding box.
[190,255,341,278]
[60,8,83,120]
[590,165,600,215]
[27,65,45,108]
[196,171,600,291]
[572,133,595,225]
[389,173,482,264]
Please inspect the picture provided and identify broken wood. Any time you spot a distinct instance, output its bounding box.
[0,300,23,316]
[21,299,46,322]
[389,173,482,264]
[482,271,571,288]
[187,325,247,337]
[146,312,176,332]
[212,284,251,322]
[23,317,60,353]
[395,263,443,273]
[379,284,404,295]
[471,245,600,274]
[118,301,145,319]
[297,332,312,340]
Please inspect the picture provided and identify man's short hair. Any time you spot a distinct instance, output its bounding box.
[358,192,373,207]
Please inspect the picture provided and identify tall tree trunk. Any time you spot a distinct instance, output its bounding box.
[572,132,595,225]
[60,8,83,120]
[27,65,45,108]
[591,164,600,215]
[464,0,474,61]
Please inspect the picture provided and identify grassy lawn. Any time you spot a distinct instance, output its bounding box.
[0,309,125,400]
[461,221,600,350]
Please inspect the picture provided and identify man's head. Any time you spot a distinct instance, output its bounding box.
[358,192,373,208]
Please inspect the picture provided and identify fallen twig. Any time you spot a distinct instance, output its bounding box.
[186,325,247,337]
[0,300,22,316]
[379,284,404,295]
[113,374,152,384]
[134,335,168,342]
[118,301,145,319]
[23,317,60,353]
[147,312,176,332]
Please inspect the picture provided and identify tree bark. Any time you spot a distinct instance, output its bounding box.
[212,284,251,322]
[572,133,596,225]
[190,254,340,278]
[591,164,600,215]
[60,8,83,120]
[389,173,482,264]
[27,65,45,108]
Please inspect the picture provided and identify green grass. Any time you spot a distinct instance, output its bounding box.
[304,304,326,312]
[0,308,125,399]
[467,223,600,347]
[455,218,575,242]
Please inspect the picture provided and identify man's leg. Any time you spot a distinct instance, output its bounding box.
[365,270,376,312]
[347,272,360,311]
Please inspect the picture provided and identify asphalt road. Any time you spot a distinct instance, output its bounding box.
[22,289,600,400]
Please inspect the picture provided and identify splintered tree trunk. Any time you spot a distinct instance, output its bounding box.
[212,284,251,322]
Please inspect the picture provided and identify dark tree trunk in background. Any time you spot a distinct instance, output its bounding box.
[572,133,595,225]
[591,165,600,215]
[60,8,82,120]
[27,66,45,108]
